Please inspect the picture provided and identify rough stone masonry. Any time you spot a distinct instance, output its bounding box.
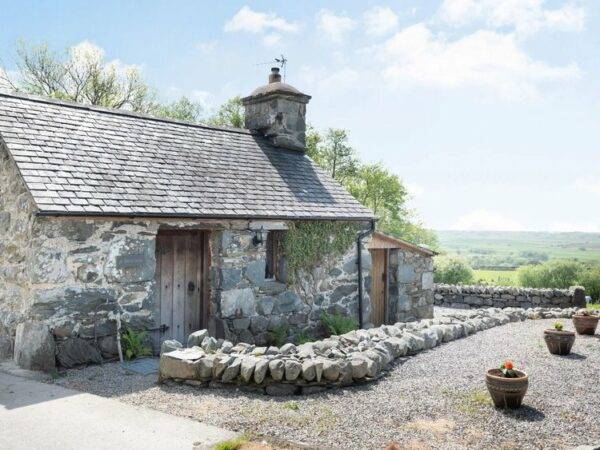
[434,284,586,310]
[158,306,582,396]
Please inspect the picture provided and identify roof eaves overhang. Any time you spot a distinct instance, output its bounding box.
[34,210,378,222]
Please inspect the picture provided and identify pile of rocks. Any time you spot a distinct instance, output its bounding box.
[158,307,580,396]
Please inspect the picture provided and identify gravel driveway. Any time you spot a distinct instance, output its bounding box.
[52,318,600,450]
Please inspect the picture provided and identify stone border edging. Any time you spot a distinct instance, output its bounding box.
[158,307,584,396]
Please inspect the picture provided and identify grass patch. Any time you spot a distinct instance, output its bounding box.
[473,269,518,286]
[320,312,358,335]
[282,401,300,411]
[214,436,248,450]
[587,303,600,310]
[456,391,494,414]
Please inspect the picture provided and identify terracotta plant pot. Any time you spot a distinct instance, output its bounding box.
[572,315,599,335]
[486,369,528,409]
[544,329,576,355]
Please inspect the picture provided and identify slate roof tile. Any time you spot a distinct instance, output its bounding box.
[0,92,375,220]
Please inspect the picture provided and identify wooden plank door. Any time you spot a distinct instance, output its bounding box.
[370,249,388,327]
[155,230,208,345]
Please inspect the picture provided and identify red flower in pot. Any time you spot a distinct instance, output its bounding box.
[486,360,528,408]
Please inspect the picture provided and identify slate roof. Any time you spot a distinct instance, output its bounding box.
[0,92,375,221]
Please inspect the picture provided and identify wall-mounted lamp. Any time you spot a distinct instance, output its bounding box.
[252,226,266,246]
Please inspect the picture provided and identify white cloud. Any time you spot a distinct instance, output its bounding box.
[224,6,298,34]
[453,209,524,231]
[438,0,585,36]
[572,177,600,196]
[299,66,361,92]
[363,6,398,37]
[316,9,356,43]
[375,24,581,100]
[197,41,217,54]
[70,41,141,78]
[262,33,282,47]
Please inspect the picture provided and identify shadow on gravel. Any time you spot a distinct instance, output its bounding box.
[500,405,545,422]
[560,352,587,361]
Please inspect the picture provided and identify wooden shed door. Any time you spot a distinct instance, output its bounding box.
[370,249,388,327]
[155,230,209,345]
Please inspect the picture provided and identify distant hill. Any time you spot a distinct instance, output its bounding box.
[436,230,600,268]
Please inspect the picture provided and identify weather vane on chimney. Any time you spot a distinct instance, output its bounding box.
[256,54,288,82]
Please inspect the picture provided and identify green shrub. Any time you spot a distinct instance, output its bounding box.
[517,260,582,289]
[121,328,153,360]
[434,256,474,284]
[320,312,358,335]
[296,329,312,345]
[577,265,600,301]
[269,324,289,346]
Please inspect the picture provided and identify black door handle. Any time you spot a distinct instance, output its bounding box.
[188,281,196,292]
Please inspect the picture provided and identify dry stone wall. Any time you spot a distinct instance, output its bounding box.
[158,306,580,395]
[434,284,586,310]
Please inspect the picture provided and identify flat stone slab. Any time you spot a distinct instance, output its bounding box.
[121,357,159,375]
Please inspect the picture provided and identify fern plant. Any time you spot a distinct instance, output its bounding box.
[121,328,153,360]
[269,324,289,346]
[296,330,312,345]
[320,312,358,336]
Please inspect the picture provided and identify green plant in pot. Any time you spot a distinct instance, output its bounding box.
[485,360,528,409]
[543,322,576,355]
[572,309,599,335]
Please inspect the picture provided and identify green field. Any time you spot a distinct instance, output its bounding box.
[437,230,600,269]
[473,269,518,286]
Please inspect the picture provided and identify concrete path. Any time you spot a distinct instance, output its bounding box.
[0,372,237,450]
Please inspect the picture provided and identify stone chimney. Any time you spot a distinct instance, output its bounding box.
[242,68,311,151]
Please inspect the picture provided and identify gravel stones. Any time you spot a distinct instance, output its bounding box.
[55,315,600,449]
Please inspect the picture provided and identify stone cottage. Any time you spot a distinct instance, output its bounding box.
[0,68,434,370]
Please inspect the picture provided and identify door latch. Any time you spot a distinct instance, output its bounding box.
[158,324,169,333]
[188,281,196,292]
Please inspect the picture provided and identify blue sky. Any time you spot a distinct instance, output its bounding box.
[1,0,598,232]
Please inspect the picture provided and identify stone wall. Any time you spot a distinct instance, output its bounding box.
[434,284,586,310]
[0,205,374,365]
[388,249,434,322]
[0,145,38,357]
[210,228,371,345]
[158,305,580,396]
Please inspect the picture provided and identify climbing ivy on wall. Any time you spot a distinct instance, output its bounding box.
[282,221,361,283]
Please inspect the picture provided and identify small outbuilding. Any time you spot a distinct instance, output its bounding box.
[367,232,436,326]
[0,68,434,370]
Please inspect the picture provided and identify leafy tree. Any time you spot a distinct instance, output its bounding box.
[5,41,155,112]
[347,163,407,218]
[434,256,474,284]
[517,260,583,289]
[151,96,203,122]
[206,95,245,128]
[309,128,359,183]
[306,126,438,248]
